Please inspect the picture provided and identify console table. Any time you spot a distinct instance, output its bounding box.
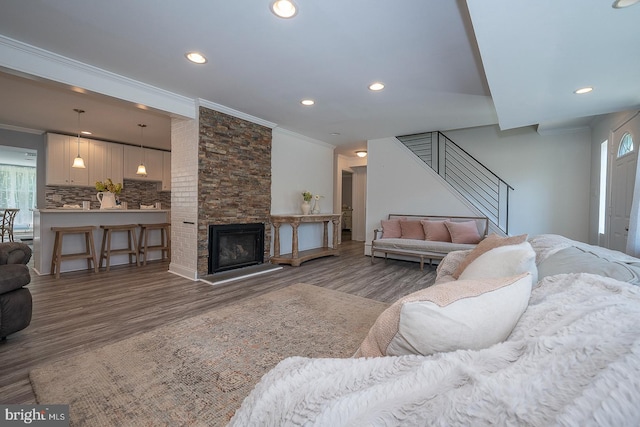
[270,214,341,266]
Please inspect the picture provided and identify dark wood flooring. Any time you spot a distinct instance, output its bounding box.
[0,240,436,404]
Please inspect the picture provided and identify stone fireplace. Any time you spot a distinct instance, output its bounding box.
[208,223,265,274]
[197,106,272,277]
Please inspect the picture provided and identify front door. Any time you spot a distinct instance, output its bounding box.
[609,114,640,252]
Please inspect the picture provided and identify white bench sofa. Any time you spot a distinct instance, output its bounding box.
[371,214,489,270]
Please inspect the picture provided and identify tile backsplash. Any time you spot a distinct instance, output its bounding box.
[45,179,171,210]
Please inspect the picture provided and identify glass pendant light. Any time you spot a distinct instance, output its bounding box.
[136,123,147,176]
[72,108,86,168]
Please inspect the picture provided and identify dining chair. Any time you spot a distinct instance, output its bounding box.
[0,208,20,242]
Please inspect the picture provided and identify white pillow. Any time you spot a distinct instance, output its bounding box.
[354,273,532,357]
[458,241,538,285]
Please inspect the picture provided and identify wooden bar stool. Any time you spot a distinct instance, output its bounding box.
[50,226,98,279]
[99,224,140,271]
[138,223,171,266]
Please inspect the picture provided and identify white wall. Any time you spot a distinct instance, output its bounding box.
[366,125,593,250]
[271,128,335,253]
[444,125,591,241]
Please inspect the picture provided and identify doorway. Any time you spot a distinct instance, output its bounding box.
[341,171,353,241]
[608,114,640,252]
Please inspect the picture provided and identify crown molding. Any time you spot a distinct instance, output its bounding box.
[0,35,196,119]
[197,98,277,129]
[0,123,45,135]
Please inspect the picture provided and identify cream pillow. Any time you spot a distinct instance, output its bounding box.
[452,233,528,279]
[458,241,538,285]
[354,273,532,357]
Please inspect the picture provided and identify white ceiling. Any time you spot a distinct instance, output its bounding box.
[0,0,638,156]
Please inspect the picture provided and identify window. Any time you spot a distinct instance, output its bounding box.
[599,140,608,235]
[617,132,634,158]
[0,164,37,230]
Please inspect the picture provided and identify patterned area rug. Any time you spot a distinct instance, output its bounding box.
[29,283,388,426]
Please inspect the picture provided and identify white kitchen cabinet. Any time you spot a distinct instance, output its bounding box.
[123,145,163,182]
[46,133,89,186]
[88,140,124,187]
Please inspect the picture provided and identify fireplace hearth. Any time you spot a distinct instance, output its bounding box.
[208,223,265,274]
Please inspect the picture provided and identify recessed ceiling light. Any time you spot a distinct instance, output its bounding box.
[301,99,315,106]
[369,82,385,91]
[574,86,594,94]
[612,0,640,8]
[330,132,341,136]
[271,0,297,18]
[81,131,92,135]
[185,52,207,64]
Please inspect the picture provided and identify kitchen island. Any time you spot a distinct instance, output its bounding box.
[33,209,170,275]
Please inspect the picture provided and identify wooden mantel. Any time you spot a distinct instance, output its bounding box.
[270,213,341,266]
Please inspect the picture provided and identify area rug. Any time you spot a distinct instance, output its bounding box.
[29,283,388,426]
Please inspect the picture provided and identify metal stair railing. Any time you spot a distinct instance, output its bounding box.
[397,131,513,234]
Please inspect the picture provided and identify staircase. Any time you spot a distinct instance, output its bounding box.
[397,131,513,234]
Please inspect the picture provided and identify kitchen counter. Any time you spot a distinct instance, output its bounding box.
[32,208,170,275]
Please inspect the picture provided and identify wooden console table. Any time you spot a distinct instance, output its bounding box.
[270,214,341,266]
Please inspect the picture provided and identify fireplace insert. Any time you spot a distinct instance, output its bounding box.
[208,223,265,274]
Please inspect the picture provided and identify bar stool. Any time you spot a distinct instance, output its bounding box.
[138,223,171,266]
[50,226,98,279]
[99,224,140,271]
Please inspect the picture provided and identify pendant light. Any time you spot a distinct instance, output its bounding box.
[136,123,147,176]
[71,108,86,169]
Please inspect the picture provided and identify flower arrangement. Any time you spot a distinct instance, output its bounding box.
[314,194,324,200]
[302,191,312,202]
[95,178,123,194]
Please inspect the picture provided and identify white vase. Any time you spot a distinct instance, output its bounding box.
[97,191,117,209]
[301,201,311,215]
[312,199,320,214]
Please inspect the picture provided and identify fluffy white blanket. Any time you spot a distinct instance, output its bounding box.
[229,273,640,426]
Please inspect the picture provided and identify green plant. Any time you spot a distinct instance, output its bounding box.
[302,191,312,202]
[95,178,122,194]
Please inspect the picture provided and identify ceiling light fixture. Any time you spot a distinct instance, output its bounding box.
[72,108,86,169]
[270,0,298,18]
[301,99,315,106]
[81,131,92,135]
[368,82,385,91]
[136,123,148,176]
[185,52,207,64]
[356,150,367,158]
[574,86,594,94]
[612,0,640,8]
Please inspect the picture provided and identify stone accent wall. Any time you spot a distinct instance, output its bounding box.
[197,107,272,276]
[45,179,170,210]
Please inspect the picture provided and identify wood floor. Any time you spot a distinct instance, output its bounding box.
[0,240,436,404]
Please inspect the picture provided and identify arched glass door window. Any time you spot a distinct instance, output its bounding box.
[617,132,634,158]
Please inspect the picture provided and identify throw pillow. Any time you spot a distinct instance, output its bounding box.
[421,220,451,242]
[354,273,532,357]
[452,233,528,279]
[458,241,538,285]
[400,220,425,240]
[444,220,482,244]
[380,219,402,238]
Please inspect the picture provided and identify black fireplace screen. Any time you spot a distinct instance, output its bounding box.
[208,223,264,274]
